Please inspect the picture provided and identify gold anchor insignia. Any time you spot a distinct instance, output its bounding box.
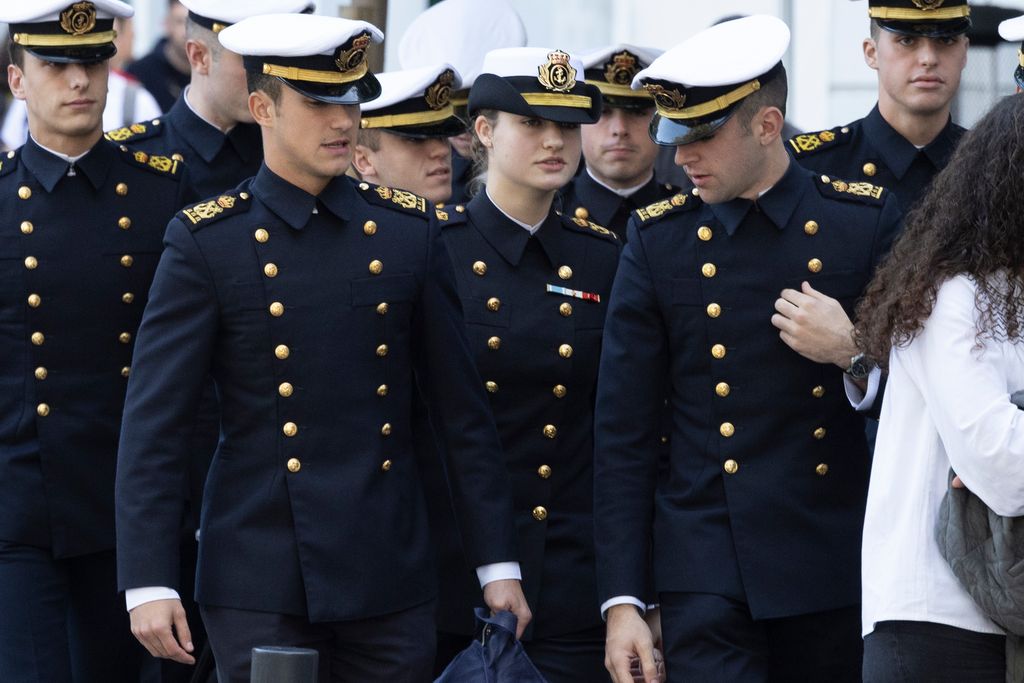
[644,83,687,112]
[912,0,946,9]
[604,51,640,86]
[819,130,836,142]
[537,50,577,93]
[793,134,823,152]
[336,32,372,73]
[216,195,236,209]
[60,2,97,36]
[425,69,455,111]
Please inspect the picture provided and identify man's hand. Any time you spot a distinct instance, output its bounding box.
[772,281,858,368]
[129,598,195,665]
[606,604,661,683]
[644,606,663,652]
[482,579,532,639]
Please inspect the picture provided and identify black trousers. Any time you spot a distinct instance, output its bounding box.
[201,599,436,683]
[660,592,861,682]
[863,620,1005,682]
[0,541,147,683]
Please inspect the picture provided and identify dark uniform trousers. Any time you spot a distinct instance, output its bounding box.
[0,138,192,681]
[426,194,621,683]
[594,162,901,681]
[558,169,679,239]
[115,168,519,680]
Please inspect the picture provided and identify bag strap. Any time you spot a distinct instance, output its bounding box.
[473,608,519,645]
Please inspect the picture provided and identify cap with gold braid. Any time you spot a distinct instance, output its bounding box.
[361,64,466,138]
[3,0,133,64]
[219,13,383,105]
[859,0,971,38]
[469,47,602,125]
[578,44,663,111]
[180,0,313,35]
[998,14,1024,88]
[632,15,790,146]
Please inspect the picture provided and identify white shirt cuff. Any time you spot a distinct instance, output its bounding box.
[475,562,522,588]
[844,366,881,411]
[125,586,181,612]
[600,595,646,620]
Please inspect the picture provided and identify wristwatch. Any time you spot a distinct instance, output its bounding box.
[845,352,870,380]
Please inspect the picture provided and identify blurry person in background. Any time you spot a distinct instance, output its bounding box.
[127,0,191,111]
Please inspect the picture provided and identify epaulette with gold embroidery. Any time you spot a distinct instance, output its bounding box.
[0,149,19,179]
[105,120,164,144]
[357,181,429,219]
[121,148,183,178]
[561,212,620,244]
[633,192,697,225]
[814,175,887,205]
[787,127,850,157]
[435,203,468,227]
[177,191,251,231]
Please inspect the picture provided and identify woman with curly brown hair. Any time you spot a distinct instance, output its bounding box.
[856,93,1024,682]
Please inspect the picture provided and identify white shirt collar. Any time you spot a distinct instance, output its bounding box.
[30,135,89,164]
[486,188,546,234]
[586,167,653,198]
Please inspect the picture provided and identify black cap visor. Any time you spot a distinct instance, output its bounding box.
[23,43,116,64]
[277,73,382,105]
[878,17,971,37]
[649,111,731,146]
[375,116,468,140]
[600,94,656,112]
[468,74,602,125]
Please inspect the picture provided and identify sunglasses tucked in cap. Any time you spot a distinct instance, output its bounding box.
[3,0,133,64]
[180,0,313,35]
[218,13,384,105]
[632,15,790,146]
[361,65,466,139]
[859,0,971,38]
[578,44,663,110]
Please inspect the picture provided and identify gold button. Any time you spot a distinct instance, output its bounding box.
[812,385,825,399]
[287,458,301,473]
[814,427,827,440]
[724,459,739,475]
[487,336,501,350]
[20,221,33,234]
[5,151,12,158]
[808,258,823,274]
[376,344,389,357]
[363,220,377,236]
[455,205,465,213]
[485,381,498,393]
[359,182,369,190]
[559,344,573,358]
[720,422,735,438]
[553,384,567,399]
[275,344,290,359]
[376,302,389,315]
[702,263,717,278]
[34,367,47,380]
[27,293,41,308]
[538,465,552,479]
[472,261,487,276]
[279,382,294,397]
[532,506,548,521]
[172,153,184,162]
[31,332,44,346]
[574,207,589,220]
[121,366,131,378]
[706,303,721,318]
[543,424,557,439]
[711,344,726,359]
[382,459,393,472]
[804,220,819,236]
[559,302,573,317]
[122,292,134,304]
[264,263,279,278]
[37,403,50,417]
[558,265,573,280]
[116,183,128,196]
[283,422,298,437]
[120,255,134,268]
[24,256,37,270]
[254,228,269,243]
[816,463,829,476]
[381,423,392,436]
[486,297,501,312]
[660,436,669,444]
[118,216,131,230]
[820,175,830,184]
[697,226,713,241]
[369,260,383,275]
[841,127,849,133]
[716,382,730,397]
[18,186,31,199]
[119,332,132,344]
[377,384,388,397]
[269,302,285,317]
[862,162,877,177]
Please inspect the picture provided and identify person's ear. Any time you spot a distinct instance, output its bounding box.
[249,90,274,128]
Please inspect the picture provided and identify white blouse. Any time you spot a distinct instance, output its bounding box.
[862,274,1024,636]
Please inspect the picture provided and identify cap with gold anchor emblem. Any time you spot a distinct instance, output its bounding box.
[4,0,133,64]
[856,0,971,38]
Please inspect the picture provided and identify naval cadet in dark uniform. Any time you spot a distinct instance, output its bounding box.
[559,44,679,239]
[594,17,901,683]
[107,0,313,199]
[114,14,529,683]
[0,2,193,681]
[998,14,1024,90]
[427,47,619,683]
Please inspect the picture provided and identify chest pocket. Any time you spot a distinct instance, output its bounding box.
[351,273,418,308]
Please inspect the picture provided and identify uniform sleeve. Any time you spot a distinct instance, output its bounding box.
[411,217,518,568]
[593,218,668,604]
[115,218,219,592]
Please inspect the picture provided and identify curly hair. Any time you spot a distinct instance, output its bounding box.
[855,94,1024,367]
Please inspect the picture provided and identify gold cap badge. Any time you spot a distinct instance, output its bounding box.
[336,32,372,73]
[60,2,97,36]
[912,0,945,9]
[425,69,455,111]
[643,83,687,112]
[538,50,577,93]
[604,51,640,86]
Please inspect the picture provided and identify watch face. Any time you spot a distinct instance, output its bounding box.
[848,355,870,380]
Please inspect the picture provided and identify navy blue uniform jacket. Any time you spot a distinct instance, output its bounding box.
[558,171,678,239]
[115,167,518,622]
[594,161,900,619]
[0,138,191,557]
